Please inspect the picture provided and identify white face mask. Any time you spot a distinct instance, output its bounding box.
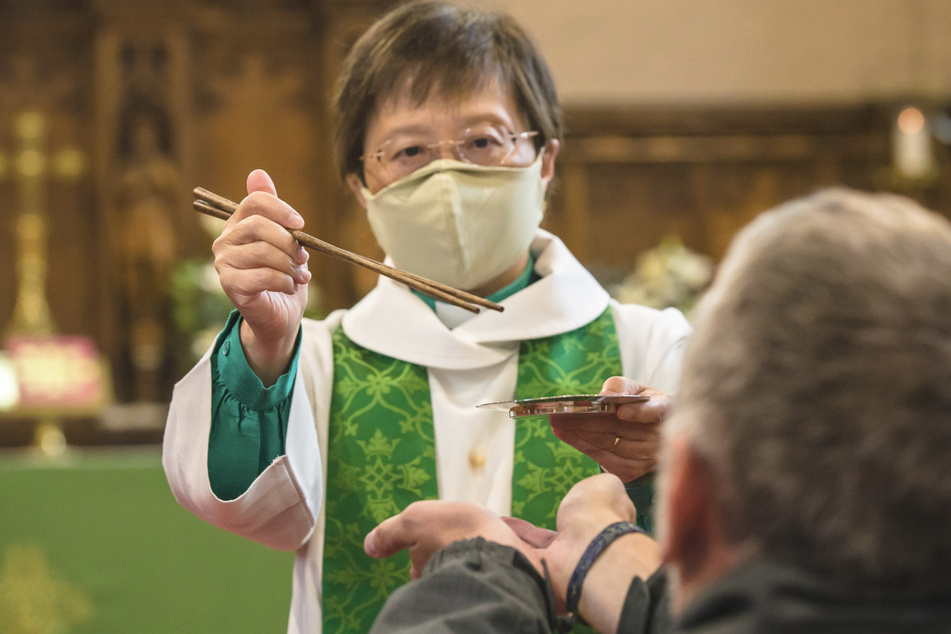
[361,154,546,291]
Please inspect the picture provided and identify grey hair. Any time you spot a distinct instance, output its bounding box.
[666,188,951,597]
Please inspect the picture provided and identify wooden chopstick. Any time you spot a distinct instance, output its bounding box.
[192,187,504,314]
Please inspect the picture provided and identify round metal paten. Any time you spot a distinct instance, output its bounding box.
[476,394,650,418]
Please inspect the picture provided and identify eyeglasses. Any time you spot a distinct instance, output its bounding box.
[361,124,540,184]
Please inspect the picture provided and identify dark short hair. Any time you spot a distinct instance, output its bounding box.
[332,0,561,182]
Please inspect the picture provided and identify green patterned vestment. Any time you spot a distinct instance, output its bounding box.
[322,307,621,631]
[511,307,622,527]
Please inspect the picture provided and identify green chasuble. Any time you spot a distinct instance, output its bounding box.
[322,307,621,632]
[511,307,622,527]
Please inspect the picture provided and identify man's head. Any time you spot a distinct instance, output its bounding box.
[332,0,561,187]
[660,189,951,609]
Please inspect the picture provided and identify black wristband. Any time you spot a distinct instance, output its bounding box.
[564,521,645,625]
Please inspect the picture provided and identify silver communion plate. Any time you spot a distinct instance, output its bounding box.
[476,394,650,418]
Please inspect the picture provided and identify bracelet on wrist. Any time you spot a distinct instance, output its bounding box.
[564,521,645,625]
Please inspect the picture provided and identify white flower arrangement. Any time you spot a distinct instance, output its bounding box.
[611,235,713,319]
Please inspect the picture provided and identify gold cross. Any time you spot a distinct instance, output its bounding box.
[1,111,85,337]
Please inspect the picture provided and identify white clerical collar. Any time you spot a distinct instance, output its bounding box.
[341,229,610,370]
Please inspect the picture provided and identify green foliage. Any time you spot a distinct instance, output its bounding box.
[169,258,326,363]
[169,260,234,362]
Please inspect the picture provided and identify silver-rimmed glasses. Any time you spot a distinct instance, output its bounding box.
[361,124,540,184]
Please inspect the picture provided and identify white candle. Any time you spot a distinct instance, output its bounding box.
[0,354,20,410]
[893,107,932,179]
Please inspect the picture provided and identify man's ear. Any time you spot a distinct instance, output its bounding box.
[541,139,559,190]
[346,173,368,209]
[662,435,746,614]
[662,436,720,577]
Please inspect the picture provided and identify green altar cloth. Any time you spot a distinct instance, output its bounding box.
[0,448,293,633]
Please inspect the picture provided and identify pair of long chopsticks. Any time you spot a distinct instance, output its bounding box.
[192,187,504,314]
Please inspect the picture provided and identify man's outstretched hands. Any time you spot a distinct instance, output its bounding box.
[364,500,545,580]
[364,473,660,615]
[508,474,642,602]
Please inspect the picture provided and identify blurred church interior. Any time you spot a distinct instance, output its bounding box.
[1,0,950,631]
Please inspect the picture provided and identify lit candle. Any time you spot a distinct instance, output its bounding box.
[893,106,933,179]
[0,353,20,410]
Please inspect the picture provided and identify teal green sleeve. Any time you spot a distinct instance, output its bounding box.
[207,310,302,501]
[626,476,656,535]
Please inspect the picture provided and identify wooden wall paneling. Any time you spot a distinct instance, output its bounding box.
[313,0,406,307]
[547,161,592,266]
[189,12,318,218]
[551,105,911,284]
[309,1,377,310]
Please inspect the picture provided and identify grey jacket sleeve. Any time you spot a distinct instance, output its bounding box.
[370,538,557,634]
[618,567,673,634]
